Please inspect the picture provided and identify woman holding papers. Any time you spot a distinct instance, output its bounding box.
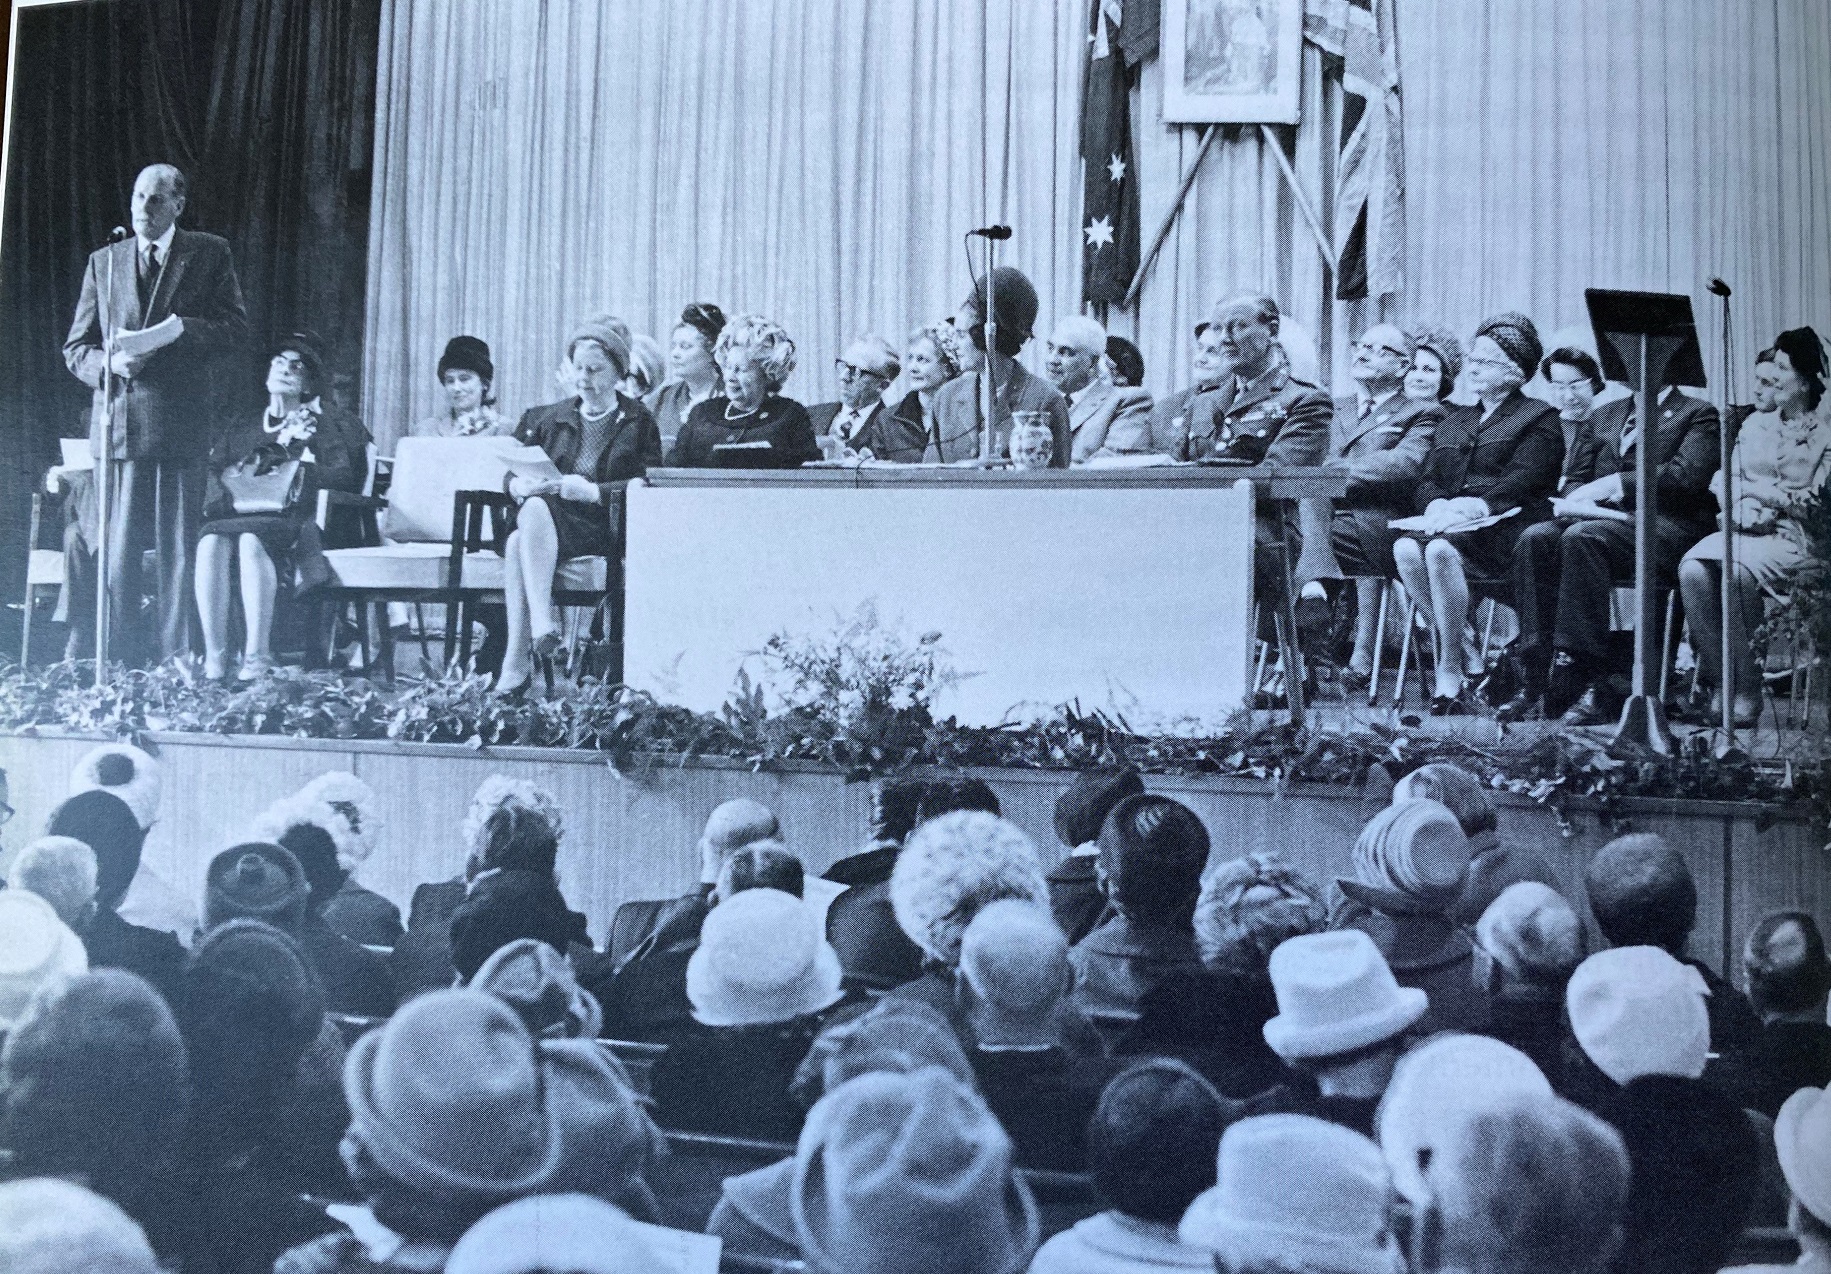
[194,333,370,681]
[495,319,662,696]
[1392,313,1563,714]
[667,314,820,469]
[1679,327,1831,728]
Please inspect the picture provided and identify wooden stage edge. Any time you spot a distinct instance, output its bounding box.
[0,728,1822,976]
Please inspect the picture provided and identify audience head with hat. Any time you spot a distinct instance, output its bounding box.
[1094,793,1211,928]
[450,869,581,985]
[1391,763,1499,857]
[336,988,563,1245]
[0,1177,161,1274]
[890,811,1049,970]
[1055,766,1145,854]
[1760,1086,1831,1268]
[1420,1092,1630,1274]
[1376,1033,1553,1207]
[11,835,100,933]
[1468,312,1543,404]
[1743,910,1831,1025]
[1767,326,1827,417]
[1179,1113,1404,1274]
[789,998,976,1112]
[1406,325,1464,403]
[1474,881,1584,1003]
[203,841,310,934]
[1568,945,1710,1088]
[1341,798,1472,920]
[538,1035,668,1223]
[686,887,844,1027]
[175,918,326,1156]
[472,937,602,1040]
[0,890,87,1038]
[46,789,146,914]
[955,899,1073,1047]
[68,742,162,833]
[445,1193,679,1274]
[696,797,781,886]
[462,776,564,870]
[1195,852,1328,983]
[0,968,190,1214]
[467,795,563,887]
[437,334,497,417]
[790,1067,1040,1274]
[1258,930,1428,1127]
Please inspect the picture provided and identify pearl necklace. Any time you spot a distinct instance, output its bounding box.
[725,399,764,421]
[579,402,615,423]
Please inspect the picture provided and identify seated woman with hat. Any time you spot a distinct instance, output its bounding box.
[411,336,509,437]
[495,317,662,696]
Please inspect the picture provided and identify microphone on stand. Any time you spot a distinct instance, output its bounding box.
[1706,277,1731,298]
[108,225,131,244]
[969,225,1013,240]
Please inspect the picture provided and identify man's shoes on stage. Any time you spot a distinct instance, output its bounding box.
[1559,685,1622,727]
[1544,651,1585,719]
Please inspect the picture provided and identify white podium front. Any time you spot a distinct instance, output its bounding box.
[623,467,1283,729]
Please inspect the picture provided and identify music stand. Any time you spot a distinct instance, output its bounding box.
[1585,289,1706,756]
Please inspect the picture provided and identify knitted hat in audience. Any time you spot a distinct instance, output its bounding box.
[567,315,631,380]
[1407,325,1464,396]
[450,870,579,984]
[1566,946,1710,1084]
[0,1178,160,1274]
[1475,882,1584,989]
[10,836,99,928]
[203,842,310,932]
[0,892,87,1031]
[1054,766,1144,848]
[1262,930,1428,1060]
[1179,1114,1404,1274]
[890,812,1049,966]
[473,938,603,1040]
[1473,311,1544,381]
[1430,1094,1631,1274]
[0,970,189,1191]
[343,988,563,1200]
[686,887,845,1027]
[438,335,494,386]
[68,743,162,832]
[541,1038,668,1220]
[179,919,325,1094]
[1338,798,1471,917]
[1090,1059,1232,1225]
[1376,1033,1552,1205]
[45,790,146,911]
[1193,853,1327,981]
[1776,1086,1831,1224]
[1097,794,1211,923]
[446,1193,667,1274]
[791,1068,1040,1274]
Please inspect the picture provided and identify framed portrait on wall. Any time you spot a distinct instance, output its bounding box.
[1162,0,1304,123]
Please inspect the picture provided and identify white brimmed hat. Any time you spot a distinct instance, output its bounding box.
[1376,1033,1552,1204]
[1775,1086,1831,1223]
[1566,946,1709,1084]
[1180,1114,1404,1274]
[0,891,89,1030]
[687,888,845,1027]
[1262,930,1428,1060]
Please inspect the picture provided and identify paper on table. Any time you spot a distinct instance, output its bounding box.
[112,315,182,358]
[494,440,563,481]
[1080,452,1184,468]
[1550,498,1631,523]
[1388,507,1520,535]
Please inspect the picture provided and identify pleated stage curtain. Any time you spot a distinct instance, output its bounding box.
[361,0,1087,445]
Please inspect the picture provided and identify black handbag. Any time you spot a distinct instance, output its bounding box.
[220,453,305,514]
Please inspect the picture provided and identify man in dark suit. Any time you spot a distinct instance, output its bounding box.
[1505,371,1719,724]
[1325,325,1445,687]
[63,164,248,666]
[805,335,921,459]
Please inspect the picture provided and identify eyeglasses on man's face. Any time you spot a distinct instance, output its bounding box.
[1354,339,1409,361]
[835,360,887,382]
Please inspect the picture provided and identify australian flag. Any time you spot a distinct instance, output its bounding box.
[1081,0,1143,309]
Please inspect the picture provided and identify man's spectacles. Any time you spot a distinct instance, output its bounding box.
[835,360,887,382]
[1355,339,1409,361]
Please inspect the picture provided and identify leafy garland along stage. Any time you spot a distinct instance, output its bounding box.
[0,659,1819,836]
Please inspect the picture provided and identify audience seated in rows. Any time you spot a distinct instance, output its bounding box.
[1047,766,1145,945]
[1471,880,1585,1081]
[1739,913,1831,1117]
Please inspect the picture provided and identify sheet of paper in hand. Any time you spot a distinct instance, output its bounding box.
[1388,507,1521,535]
[1550,498,1631,522]
[112,315,182,358]
[494,440,564,482]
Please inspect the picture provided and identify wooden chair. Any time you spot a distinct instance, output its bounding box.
[18,489,67,666]
[651,1130,794,1232]
[599,1037,667,1099]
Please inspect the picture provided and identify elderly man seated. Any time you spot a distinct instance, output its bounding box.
[1326,324,1446,690]
[1042,315,1153,462]
[807,335,923,460]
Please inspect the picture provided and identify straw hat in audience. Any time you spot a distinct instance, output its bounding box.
[0,1177,160,1274]
[791,1068,1040,1274]
[1179,1114,1404,1274]
[686,887,844,1027]
[1339,798,1471,916]
[1376,1033,1552,1205]
[473,937,602,1040]
[1567,946,1710,1084]
[0,891,87,1032]
[1261,930,1428,1060]
[446,1194,673,1274]
[342,988,564,1200]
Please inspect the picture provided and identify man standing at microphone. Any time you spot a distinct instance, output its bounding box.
[62,163,248,666]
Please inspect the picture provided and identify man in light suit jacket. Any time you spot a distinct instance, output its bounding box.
[1043,315,1154,462]
[1325,324,1445,686]
[63,164,247,666]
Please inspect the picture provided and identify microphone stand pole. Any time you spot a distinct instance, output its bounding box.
[981,234,998,465]
[1716,287,1740,753]
[94,245,119,689]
